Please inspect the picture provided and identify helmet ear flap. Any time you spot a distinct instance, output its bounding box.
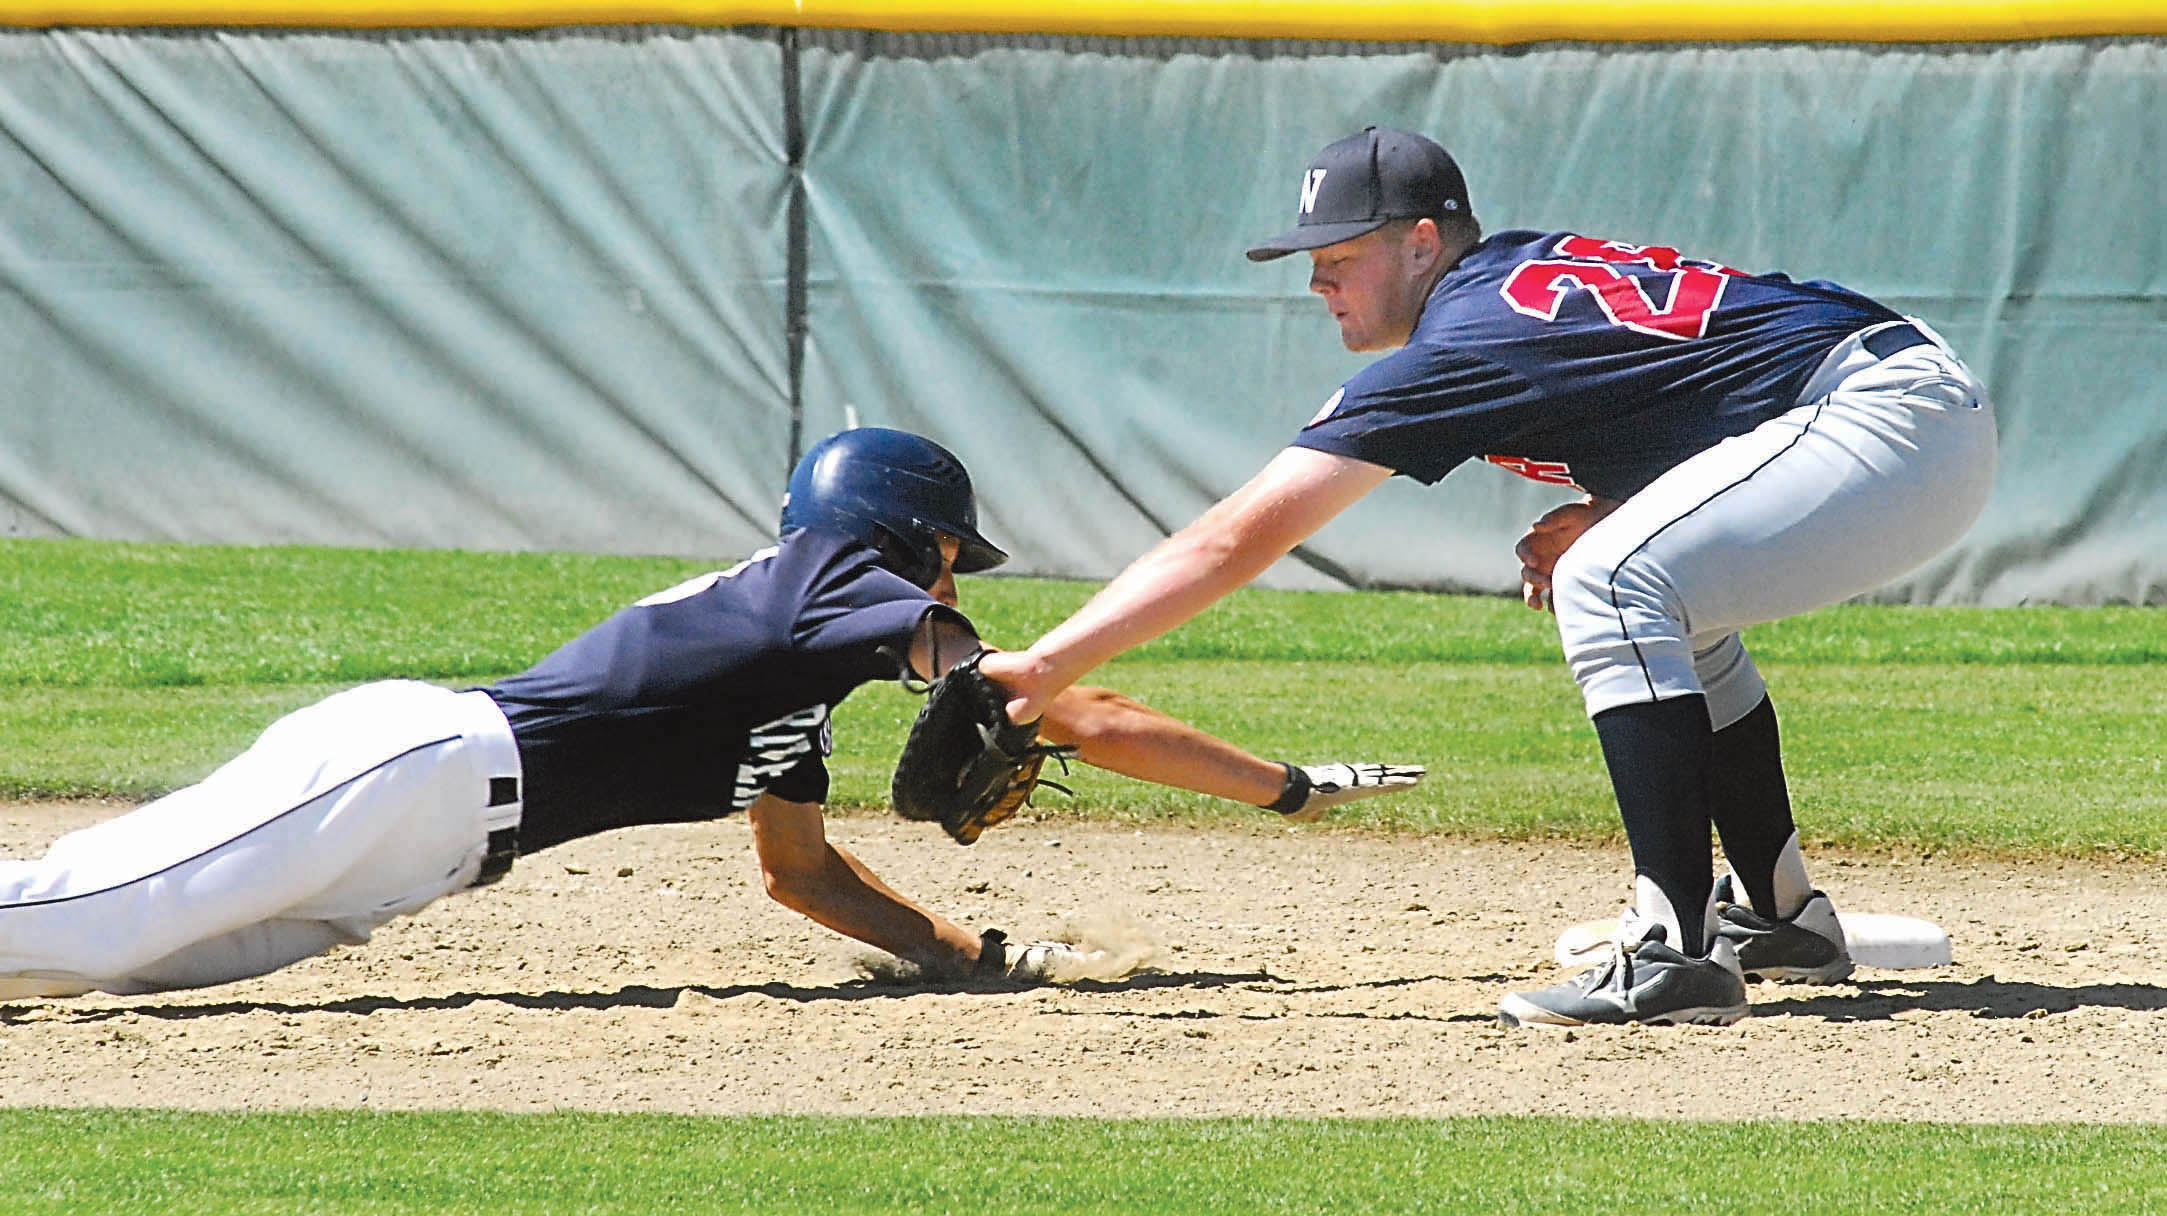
[868,524,942,590]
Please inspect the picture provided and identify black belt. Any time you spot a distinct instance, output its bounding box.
[1862,323,1930,360]
[472,776,522,888]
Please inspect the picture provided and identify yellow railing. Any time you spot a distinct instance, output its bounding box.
[6,0,2165,39]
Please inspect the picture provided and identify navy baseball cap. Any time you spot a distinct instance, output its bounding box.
[1245,127,1471,262]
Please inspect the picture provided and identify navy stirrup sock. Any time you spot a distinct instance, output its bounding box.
[1592,695,1717,954]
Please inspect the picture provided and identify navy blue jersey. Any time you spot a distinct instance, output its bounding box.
[1293,230,1903,500]
[486,528,965,852]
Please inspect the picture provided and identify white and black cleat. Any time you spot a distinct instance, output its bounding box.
[1714,877,1855,985]
[1500,923,1748,1029]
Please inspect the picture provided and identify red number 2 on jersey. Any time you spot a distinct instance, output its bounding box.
[1499,235,1746,342]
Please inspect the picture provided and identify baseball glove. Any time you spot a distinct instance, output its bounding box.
[891,650,1074,845]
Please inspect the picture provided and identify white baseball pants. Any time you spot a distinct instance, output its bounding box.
[0,681,521,996]
[1553,322,1999,728]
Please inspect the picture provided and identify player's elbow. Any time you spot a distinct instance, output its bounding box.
[759,859,822,915]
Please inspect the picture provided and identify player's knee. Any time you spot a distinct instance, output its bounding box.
[1551,546,1677,627]
[1547,546,1618,626]
[1550,546,1694,701]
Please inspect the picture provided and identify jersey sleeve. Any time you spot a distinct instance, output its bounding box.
[764,759,829,806]
[762,747,831,805]
[792,539,980,675]
[1292,346,1540,485]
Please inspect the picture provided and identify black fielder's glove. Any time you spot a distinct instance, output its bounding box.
[891,651,1075,845]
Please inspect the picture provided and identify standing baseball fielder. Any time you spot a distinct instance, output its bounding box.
[0,428,1419,999]
[981,127,1997,1028]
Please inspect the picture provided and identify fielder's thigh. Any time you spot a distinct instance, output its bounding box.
[1554,343,1996,721]
[0,681,520,993]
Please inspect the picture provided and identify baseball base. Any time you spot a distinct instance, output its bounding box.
[1552,910,1952,971]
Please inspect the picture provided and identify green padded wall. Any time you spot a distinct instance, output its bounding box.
[3,30,2159,602]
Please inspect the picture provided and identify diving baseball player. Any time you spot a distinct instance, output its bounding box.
[982,127,1997,1027]
[0,428,1421,999]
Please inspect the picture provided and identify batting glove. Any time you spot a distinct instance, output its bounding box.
[1266,762,1426,823]
[975,929,1090,983]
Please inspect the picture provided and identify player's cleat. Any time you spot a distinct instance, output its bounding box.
[1499,922,1748,1028]
[1713,875,1854,984]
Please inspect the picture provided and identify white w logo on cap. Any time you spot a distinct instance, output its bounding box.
[1299,168,1327,214]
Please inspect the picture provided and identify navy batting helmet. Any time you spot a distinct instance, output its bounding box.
[779,428,1008,589]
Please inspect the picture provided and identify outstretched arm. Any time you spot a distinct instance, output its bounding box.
[1040,685,1423,820]
[748,793,1103,981]
[905,610,985,682]
[747,793,981,971]
[980,446,1391,721]
[1040,685,1286,805]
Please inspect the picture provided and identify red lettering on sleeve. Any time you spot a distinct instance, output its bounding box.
[1485,454,1581,488]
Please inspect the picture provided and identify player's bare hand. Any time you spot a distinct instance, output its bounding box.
[973,648,1056,725]
[1515,497,1624,611]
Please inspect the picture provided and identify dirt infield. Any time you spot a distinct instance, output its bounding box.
[4,801,2164,1122]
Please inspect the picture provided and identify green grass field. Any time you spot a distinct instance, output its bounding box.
[4,537,2162,853]
[6,1110,2167,1215]
[3,536,2164,1210]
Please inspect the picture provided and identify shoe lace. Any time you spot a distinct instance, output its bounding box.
[1578,931,1642,993]
[1589,915,1671,989]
